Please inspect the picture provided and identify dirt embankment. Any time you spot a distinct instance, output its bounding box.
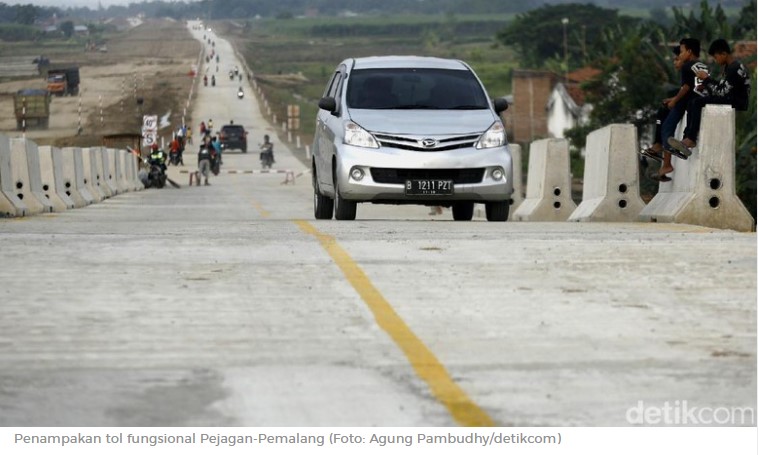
[0,19,201,149]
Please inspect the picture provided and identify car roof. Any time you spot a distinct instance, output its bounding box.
[221,124,244,129]
[350,56,469,71]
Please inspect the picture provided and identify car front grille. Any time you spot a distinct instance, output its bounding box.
[373,133,480,152]
[370,168,485,184]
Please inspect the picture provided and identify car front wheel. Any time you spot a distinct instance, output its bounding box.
[452,202,474,221]
[313,169,333,220]
[485,200,509,222]
[333,175,356,220]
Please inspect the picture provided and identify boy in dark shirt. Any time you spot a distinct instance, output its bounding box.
[640,45,683,164]
[653,38,703,182]
[668,38,752,155]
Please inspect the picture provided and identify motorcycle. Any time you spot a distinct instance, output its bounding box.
[229,71,234,81]
[237,87,244,99]
[139,157,167,189]
[211,75,215,87]
[203,76,208,86]
[260,144,274,169]
[169,149,183,166]
[210,151,221,176]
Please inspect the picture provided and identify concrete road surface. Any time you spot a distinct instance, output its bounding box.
[0,21,755,428]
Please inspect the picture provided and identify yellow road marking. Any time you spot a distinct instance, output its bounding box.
[295,220,494,427]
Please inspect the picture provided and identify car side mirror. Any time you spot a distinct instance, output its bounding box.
[318,96,337,114]
[493,97,509,114]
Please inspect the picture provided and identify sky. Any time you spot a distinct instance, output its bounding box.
[3,0,199,8]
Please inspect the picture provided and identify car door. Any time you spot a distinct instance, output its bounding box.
[316,66,346,195]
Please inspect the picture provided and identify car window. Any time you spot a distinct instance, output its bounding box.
[346,68,489,110]
[323,71,341,98]
[222,125,244,134]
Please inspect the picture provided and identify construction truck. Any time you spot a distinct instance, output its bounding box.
[47,66,80,96]
[13,89,51,130]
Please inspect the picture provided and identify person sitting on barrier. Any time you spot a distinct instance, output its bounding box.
[651,38,704,182]
[668,38,752,157]
[640,46,684,165]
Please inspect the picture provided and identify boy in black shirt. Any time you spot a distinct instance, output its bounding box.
[668,38,752,155]
[653,38,703,182]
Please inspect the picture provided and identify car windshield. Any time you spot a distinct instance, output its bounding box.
[346,68,489,110]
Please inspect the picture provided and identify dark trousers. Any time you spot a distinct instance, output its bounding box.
[653,105,670,146]
[661,101,687,151]
[683,95,732,143]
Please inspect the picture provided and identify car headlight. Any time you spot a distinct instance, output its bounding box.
[475,122,506,149]
[344,121,379,149]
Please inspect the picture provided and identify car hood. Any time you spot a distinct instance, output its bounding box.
[347,109,497,136]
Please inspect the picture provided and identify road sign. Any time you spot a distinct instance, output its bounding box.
[142,132,157,147]
[142,115,158,132]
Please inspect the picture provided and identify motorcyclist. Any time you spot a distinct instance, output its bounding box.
[211,75,215,86]
[260,134,274,166]
[148,143,167,173]
[237,86,244,98]
[203,75,208,86]
[169,136,183,166]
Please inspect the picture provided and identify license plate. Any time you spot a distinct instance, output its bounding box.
[405,179,454,195]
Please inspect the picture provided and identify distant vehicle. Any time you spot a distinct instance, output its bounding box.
[219,124,247,153]
[13,89,51,130]
[46,66,80,96]
[312,56,512,221]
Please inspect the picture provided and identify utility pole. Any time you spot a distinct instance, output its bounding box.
[562,17,569,83]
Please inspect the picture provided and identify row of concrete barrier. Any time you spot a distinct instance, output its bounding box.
[1,105,753,231]
[0,132,144,217]
[510,105,755,232]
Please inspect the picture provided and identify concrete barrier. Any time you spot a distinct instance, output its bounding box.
[9,138,54,214]
[102,148,120,196]
[510,143,525,212]
[511,138,577,221]
[126,151,144,191]
[569,124,646,222]
[81,147,106,202]
[639,105,755,232]
[114,149,132,193]
[0,133,27,217]
[93,147,113,198]
[59,147,93,207]
[37,145,75,212]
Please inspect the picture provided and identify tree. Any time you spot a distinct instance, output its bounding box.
[13,4,37,25]
[60,21,74,38]
[495,3,625,69]
[670,0,733,46]
[734,0,757,40]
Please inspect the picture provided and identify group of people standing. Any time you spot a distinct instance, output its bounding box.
[641,38,751,182]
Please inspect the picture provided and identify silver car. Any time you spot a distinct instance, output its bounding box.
[312,56,513,221]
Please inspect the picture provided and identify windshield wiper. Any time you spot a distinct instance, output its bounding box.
[451,105,487,110]
[393,104,440,110]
